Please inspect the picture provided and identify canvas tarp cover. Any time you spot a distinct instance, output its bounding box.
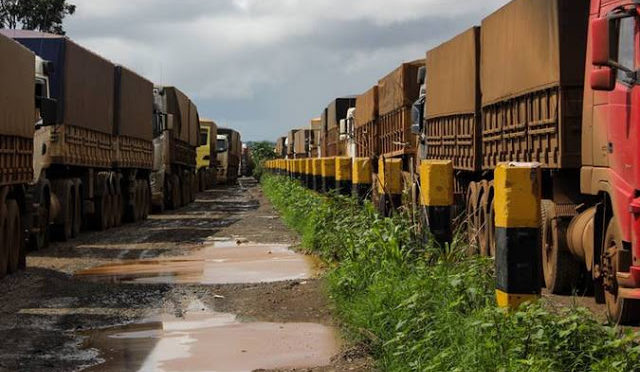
[294,130,313,154]
[189,101,199,147]
[481,0,588,105]
[355,85,378,127]
[115,66,153,141]
[310,118,322,131]
[426,27,479,119]
[378,61,423,116]
[165,87,191,143]
[12,34,115,135]
[0,32,34,138]
[287,129,300,153]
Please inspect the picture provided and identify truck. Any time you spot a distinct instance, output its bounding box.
[340,108,357,158]
[0,31,38,276]
[4,31,155,248]
[294,129,314,158]
[217,128,242,184]
[151,86,200,211]
[354,85,379,158]
[322,98,356,157]
[287,129,300,159]
[414,0,640,324]
[197,118,218,191]
[310,118,322,158]
[275,136,287,158]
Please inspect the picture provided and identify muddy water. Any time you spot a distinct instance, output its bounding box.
[84,302,339,372]
[75,242,316,285]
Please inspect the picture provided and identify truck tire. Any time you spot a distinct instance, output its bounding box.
[6,200,21,274]
[142,181,150,220]
[52,180,74,241]
[541,200,582,294]
[466,182,480,255]
[603,219,640,325]
[94,182,111,231]
[477,181,490,257]
[28,181,50,251]
[72,179,82,238]
[0,201,8,277]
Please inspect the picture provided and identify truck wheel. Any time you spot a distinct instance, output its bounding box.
[477,181,490,257]
[0,202,8,277]
[6,200,21,274]
[72,179,82,238]
[603,219,640,324]
[113,188,122,227]
[94,183,111,231]
[142,182,150,220]
[29,184,50,251]
[52,180,74,241]
[168,175,181,210]
[541,200,581,294]
[466,182,479,255]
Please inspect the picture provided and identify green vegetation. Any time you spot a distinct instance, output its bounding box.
[262,174,640,372]
[249,141,276,180]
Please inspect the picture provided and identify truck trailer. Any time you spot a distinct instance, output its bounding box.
[217,128,242,184]
[4,31,156,247]
[0,31,37,276]
[151,86,200,211]
[415,0,640,324]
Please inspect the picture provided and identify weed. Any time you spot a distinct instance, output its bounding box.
[262,174,640,372]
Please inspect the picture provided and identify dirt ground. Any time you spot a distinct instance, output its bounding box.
[0,178,373,372]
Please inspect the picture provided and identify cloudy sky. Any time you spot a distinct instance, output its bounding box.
[65,0,509,142]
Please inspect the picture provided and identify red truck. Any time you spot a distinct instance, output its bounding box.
[414,0,640,324]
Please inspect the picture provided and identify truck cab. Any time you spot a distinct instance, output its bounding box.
[581,0,640,322]
[216,135,230,184]
[339,108,357,158]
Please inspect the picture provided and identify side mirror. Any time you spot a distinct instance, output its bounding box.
[166,114,175,131]
[591,68,616,91]
[592,17,613,67]
[39,98,58,126]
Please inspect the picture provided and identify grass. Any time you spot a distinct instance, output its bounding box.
[261,174,640,372]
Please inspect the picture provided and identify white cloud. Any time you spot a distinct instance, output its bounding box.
[64,0,509,140]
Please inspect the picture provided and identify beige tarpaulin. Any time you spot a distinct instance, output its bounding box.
[426,27,479,119]
[0,32,34,139]
[116,66,153,141]
[481,0,587,105]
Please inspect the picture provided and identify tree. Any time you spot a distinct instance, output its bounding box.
[0,0,76,35]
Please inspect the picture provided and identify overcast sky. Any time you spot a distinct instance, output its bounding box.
[65,0,509,142]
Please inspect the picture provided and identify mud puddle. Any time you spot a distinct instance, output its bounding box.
[84,301,339,372]
[75,241,316,285]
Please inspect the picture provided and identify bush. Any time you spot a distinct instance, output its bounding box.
[262,174,640,372]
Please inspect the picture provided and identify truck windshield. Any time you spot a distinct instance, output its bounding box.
[217,139,227,152]
[200,130,208,146]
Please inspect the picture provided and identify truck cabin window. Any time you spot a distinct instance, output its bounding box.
[217,139,227,152]
[616,16,636,83]
[200,130,208,146]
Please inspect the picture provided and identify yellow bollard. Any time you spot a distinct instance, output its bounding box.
[335,157,352,196]
[320,158,336,193]
[494,162,542,309]
[420,160,454,244]
[377,157,403,216]
[312,158,322,192]
[352,158,372,201]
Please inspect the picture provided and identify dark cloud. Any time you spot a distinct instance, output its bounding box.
[65,0,509,141]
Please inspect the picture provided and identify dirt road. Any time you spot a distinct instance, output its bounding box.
[0,178,372,371]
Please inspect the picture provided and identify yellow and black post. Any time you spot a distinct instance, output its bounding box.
[352,158,372,202]
[494,162,542,309]
[321,157,336,193]
[420,160,454,244]
[312,158,322,192]
[377,157,403,216]
[335,157,352,196]
[304,159,312,189]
